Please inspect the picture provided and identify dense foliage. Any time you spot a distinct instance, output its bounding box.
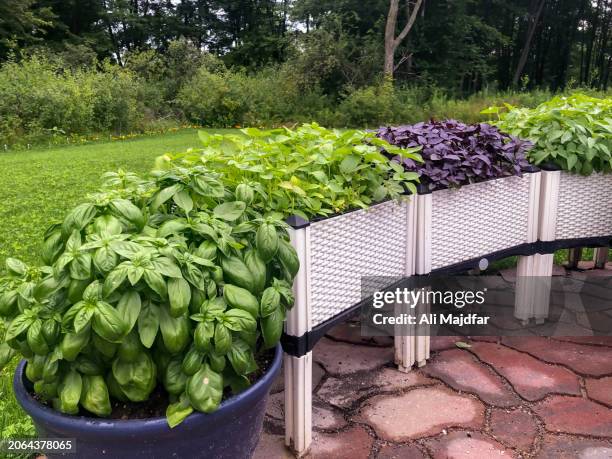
[158,123,422,218]
[0,55,145,145]
[1,0,611,145]
[0,125,421,426]
[490,94,612,174]
[6,50,600,147]
[2,0,610,93]
[377,120,532,190]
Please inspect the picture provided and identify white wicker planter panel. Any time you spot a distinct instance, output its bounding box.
[429,175,536,270]
[554,172,612,240]
[307,200,409,327]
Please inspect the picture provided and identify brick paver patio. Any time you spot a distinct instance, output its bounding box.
[255,266,612,459]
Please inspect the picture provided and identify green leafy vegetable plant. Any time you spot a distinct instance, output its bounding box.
[156,122,422,220]
[484,93,612,174]
[0,124,420,427]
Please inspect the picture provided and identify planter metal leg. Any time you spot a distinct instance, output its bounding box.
[283,352,312,455]
[594,247,608,269]
[567,247,582,270]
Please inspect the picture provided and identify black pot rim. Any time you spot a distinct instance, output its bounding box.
[13,343,282,433]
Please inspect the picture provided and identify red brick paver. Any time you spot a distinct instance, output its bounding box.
[255,268,612,459]
[308,426,374,459]
[424,431,517,459]
[489,407,538,451]
[534,395,612,438]
[313,337,394,375]
[423,349,521,407]
[356,387,485,440]
[585,376,612,407]
[502,336,612,376]
[376,443,427,458]
[468,341,581,400]
[536,435,612,458]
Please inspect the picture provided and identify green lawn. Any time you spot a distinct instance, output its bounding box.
[0,128,227,446]
[0,128,234,267]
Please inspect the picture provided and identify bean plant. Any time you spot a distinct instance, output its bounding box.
[0,124,421,427]
[485,93,612,174]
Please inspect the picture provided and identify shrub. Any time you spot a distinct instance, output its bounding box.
[176,67,250,127]
[337,82,400,128]
[486,93,612,174]
[0,124,420,427]
[0,55,145,145]
[377,120,531,191]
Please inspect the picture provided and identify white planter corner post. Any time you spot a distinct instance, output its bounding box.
[514,170,547,323]
[412,191,433,368]
[283,198,425,453]
[395,195,423,372]
[285,218,312,456]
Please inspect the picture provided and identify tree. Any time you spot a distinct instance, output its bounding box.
[512,0,546,87]
[0,0,54,59]
[384,0,424,78]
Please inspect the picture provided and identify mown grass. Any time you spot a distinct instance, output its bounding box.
[0,128,234,267]
[0,128,223,448]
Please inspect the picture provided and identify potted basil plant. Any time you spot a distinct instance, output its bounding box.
[1,165,297,458]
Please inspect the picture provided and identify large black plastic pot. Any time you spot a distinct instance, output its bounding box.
[13,344,282,459]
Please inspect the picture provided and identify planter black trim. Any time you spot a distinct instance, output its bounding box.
[281,235,612,357]
[14,344,282,459]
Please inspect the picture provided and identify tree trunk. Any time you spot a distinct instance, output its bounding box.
[512,0,546,87]
[384,0,424,78]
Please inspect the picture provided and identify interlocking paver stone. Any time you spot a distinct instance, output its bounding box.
[468,342,580,400]
[534,395,612,438]
[312,403,347,430]
[423,349,520,406]
[266,391,285,420]
[308,426,374,459]
[585,376,612,407]
[267,390,348,430]
[370,367,436,392]
[253,434,294,459]
[502,336,612,376]
[430,336,462,352]
[317,377,358,409]
[376,443,427,458]
[316,368,434,409]
[271,361,325,394]
[314,337,394,375]
[552,336,612,347]
[536,435,612,459]
[326,322,394,347]
[424,431,516,459]
[489,408,537,451]
[357,386,484,440]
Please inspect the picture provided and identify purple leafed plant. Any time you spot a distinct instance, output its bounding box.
[377,120,532,191]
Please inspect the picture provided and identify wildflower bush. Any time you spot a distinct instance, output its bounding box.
[0,124,421,427]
